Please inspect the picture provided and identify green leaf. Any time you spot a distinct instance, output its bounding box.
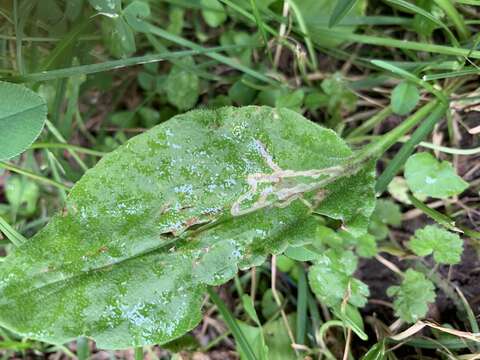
[101,17,136,58]
[123,1,151,31]
[391,81,420,115]
[308,250,369,308]
[88,0,121,16]
[332,303,368,340]
[388,176,426,204]
[405,152,469,199]
[0,106,375,349]
[387,269,436,323]
[5,176,40,217]
[200,0,227,27]
[284,245,319,261]
[368,199,402,240]
[242,294,261,325]
[356,233,377,258]
[261,289,282,319]
[0,82,47,161]
[360,340,386,360]
[275,89,305,112]
[275,255,295,273]
[165,56,200,110]
[263,315,296,360]
[237,321,269,360]
[329,0,360,27]
[409,225,463,265]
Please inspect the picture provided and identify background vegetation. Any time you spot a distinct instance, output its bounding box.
[0,0,480,359]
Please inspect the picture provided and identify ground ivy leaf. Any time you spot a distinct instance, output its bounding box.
[165,56,200,111]
[391,81,420,116]
[409,225,463,265]
[405,152,469,199]
[387,269,436,323]
[0,81,47,161]
[0,106,375,349]
[308,249,369,308]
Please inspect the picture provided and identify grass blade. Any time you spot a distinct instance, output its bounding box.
[370,60,448,103]
[0,216,26,247]
[286,0,317,68]
[433,0,470,40]
[249,0,271,61]
[329,0,359,28]
[386,0,459,47]
[207,287,258,360]
[407,193,460,232]
[76,337,90,360]
[310,29,480,59]
[136,20,277,85]
[4,46,252,83]
[296,264,308,345]
[0,161,71,191]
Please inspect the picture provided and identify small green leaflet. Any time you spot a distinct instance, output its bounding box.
[391,81,420,115]
[0,106,375,349]
[409,225,463,264]
[405,152,469,198]
[308,249,369,308]
[387,269,436,323]
[0,81,47,161]
[200,0,227,27]
[165,56,200,111]
[368,199,402,240]
[5,176,40,217]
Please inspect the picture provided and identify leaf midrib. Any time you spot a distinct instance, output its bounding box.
[0,103,45,125]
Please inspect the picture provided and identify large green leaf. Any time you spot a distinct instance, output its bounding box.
[0,81,47,160]
[0,106,375,349]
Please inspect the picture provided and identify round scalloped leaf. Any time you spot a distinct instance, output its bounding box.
[0,81,47,160]
[0,106,375,349]
[405,152,469,199]
[409,225,463,265]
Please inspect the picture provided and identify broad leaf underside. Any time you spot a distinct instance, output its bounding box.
[0,106,375,349]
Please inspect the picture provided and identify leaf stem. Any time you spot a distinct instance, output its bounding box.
[0,161,71,191]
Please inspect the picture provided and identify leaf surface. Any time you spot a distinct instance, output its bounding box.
[0,106,375,349]
[405,152,468,198]
[409,225,463,264]
[0,81,47,161]
[391,81,420,115]
[387,269,435,323]
[308,249,369,307]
